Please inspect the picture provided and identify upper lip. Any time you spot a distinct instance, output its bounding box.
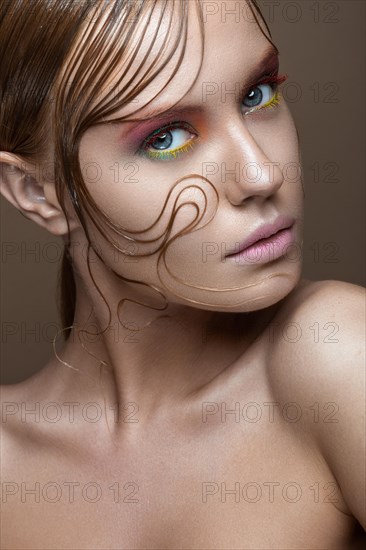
[225,215,295,257]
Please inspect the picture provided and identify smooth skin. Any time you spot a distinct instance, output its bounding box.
[1,1,365,548]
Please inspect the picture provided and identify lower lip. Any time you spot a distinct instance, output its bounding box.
[226,225,296,265]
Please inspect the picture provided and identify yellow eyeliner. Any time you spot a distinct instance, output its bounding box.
[144,140,196,161]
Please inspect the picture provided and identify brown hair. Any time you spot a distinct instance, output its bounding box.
[0,0,275,341]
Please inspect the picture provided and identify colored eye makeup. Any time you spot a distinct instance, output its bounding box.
[136,121,199,162]
[135,71,288,162]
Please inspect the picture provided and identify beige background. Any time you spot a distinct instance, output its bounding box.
[1,0,365,384]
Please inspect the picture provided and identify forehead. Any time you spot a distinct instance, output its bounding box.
[60,0,273,120]
[126,1,270,117]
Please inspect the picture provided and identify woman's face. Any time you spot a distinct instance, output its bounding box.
[76,1,304,313]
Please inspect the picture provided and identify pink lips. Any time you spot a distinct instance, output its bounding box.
[226,215,296,264]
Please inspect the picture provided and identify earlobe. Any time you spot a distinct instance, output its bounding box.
[0,152,78,236]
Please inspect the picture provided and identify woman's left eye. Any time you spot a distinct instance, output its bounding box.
[243,82,280,113]
[137,121,198,162]
[241,71,288,115]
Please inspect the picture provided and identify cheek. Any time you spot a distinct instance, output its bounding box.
[277,106,304,201]
[275,104,302,175]
[277,105,301,169]
[78,136,207,282]
[246,102,301,168]
[79,130,180,235]
[79,126,216,246]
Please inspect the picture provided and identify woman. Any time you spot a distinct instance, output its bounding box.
[1,0,365,548]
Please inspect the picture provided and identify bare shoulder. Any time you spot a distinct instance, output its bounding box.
[268,278,366,529]
[270,277,365,374]
[269,277,364,356]
[268,276,365,412]
[268,277,365,422]
[1,383,28,484]
[0,364,59,475]
[1,366,50,426]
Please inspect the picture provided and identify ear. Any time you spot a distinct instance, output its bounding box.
[0,151,79,236]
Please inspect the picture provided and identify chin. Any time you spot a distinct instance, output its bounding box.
[167,263,303,314]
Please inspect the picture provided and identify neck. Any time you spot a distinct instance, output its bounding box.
[53,259,280,433]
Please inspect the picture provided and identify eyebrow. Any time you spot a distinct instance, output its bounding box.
[112,45,279,128]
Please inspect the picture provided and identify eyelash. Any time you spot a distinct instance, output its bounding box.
[136,72,288,162]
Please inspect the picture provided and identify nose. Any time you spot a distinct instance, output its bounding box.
[218,119,285,206]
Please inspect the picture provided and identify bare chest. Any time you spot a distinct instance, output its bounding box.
[1,415,359,549]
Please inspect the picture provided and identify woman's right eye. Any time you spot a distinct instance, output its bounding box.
[137,121,198,162]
